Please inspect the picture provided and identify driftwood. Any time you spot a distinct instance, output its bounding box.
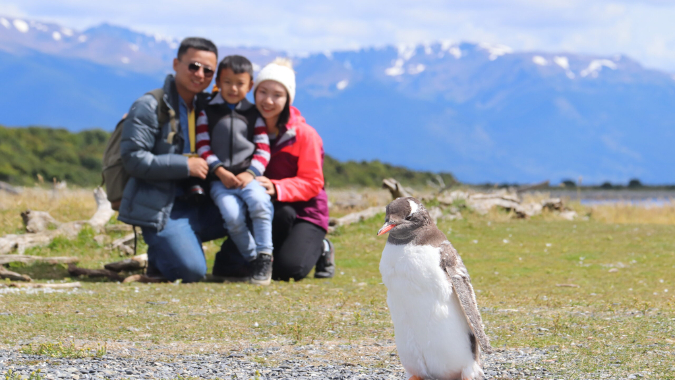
[122,274,166,284]
[329,206,383,228]
[105,224,133,232]
[0,181,20,195]
[328,206,384,233]
[0,187,114,255]
[0,255,79,266]
[382,178,412,199]
[67,263,123,281]
[104,254,148,272]
[515,180,550,194]
[7,282,81,289]
[88,187,116,231]
[21,210,59,233]
[111,233,136,255]
[0,266,31,281]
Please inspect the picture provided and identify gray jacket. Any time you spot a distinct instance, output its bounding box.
[117,75,190,230]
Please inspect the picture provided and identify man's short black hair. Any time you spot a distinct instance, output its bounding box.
[216,55,254,81]
[177,37,218,60]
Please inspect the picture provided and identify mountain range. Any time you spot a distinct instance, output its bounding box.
[1,15,673,184]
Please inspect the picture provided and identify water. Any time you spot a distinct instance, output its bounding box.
[530,189,675,207]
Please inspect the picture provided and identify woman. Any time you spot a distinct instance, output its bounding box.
[254,58,334,281]
[211,58,334,282]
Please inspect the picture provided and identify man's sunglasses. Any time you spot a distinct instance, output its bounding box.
[187,61,214,77]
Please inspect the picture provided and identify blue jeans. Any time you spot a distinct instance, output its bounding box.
[141,198,226,283]
[210,179,274,262]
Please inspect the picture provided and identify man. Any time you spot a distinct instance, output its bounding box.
[117,37,223,282]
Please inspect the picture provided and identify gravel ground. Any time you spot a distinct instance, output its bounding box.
[0,345,557,380]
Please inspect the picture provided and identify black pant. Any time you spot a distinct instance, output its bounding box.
[212,203,326,281]
[271,204,326,281]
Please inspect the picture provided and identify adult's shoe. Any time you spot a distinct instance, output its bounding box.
[250,253,273,285]
[314,239,335,279]
[212,248,252,282]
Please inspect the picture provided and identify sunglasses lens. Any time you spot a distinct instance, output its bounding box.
[188,62,200,72]
[187,62,214,77]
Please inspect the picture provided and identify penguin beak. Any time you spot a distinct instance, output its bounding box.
[377,221,396,236]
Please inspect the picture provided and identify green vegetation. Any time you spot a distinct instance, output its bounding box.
[0,125,455,189]
[4,369,44,380]
[0,126,108,186]
[20,342,106,359]
[323,155,455,188]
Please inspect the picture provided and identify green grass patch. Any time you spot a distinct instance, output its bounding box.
[20,342,106,359]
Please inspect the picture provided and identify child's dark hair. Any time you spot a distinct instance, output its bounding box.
[177,37,218,60]
[216,55,254,82]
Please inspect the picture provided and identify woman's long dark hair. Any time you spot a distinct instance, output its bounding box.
[276,97,291,130]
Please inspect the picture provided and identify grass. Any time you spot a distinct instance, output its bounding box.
[20,342,106,358]
[1,188,674,378]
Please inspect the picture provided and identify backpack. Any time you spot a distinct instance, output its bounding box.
[102,89,176,210]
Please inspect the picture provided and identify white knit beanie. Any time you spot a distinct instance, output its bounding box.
[253,58,296,105]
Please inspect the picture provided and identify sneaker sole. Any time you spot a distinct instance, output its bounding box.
[249,277,271,286]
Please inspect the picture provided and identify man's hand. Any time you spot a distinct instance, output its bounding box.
[188,157,208,179]
[236,172,255,188]
[215,167,241,189]
[257,176,276,197]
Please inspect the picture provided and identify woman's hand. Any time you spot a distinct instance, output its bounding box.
[215,167,241,189]
[257,176,276,197]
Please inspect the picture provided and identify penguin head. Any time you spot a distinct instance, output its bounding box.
[377,197,431,239]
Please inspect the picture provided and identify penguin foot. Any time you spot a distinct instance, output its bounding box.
[408,376,423,380]
[461,362,485,380]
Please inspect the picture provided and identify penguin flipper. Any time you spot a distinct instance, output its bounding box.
[450,274,492,354]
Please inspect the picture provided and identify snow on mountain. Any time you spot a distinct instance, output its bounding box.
[1,16,674,184]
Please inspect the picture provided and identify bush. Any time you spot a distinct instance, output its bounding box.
[1,125,457,189]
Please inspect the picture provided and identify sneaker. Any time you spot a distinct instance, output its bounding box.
[314,239,335,279]
[250,253,273,285]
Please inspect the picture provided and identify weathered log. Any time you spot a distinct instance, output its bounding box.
[382,178,412,199]
[122,274,166,284]
[104,254,148,273]
[515,180,550,194]
[0,255,79,265]
[428,206,443,224]
[329,206,384,228]
[9,282,81,289]
[21,210,60,233]
[0,266,31,281]
[67,263,123,281]
[111,232,136,255]
[105,224,133,232]
[0,188,114,255]
[89,187,116,232]
[0,181,20,195]
[541,198,563,211]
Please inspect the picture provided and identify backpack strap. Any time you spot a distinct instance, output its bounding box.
[146,89,177,144]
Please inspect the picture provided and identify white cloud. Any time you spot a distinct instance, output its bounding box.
[5,0,675,71]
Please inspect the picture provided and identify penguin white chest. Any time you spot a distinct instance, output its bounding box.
[379,242,475,380]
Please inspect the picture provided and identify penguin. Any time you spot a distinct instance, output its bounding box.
[377,197,492,380]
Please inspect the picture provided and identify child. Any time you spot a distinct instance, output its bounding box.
[195,55,273,285]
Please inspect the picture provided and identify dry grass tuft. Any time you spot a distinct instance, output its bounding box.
[0,188,98,235]
[590,200,675,225]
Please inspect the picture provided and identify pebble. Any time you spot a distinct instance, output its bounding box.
[0,346,558,379]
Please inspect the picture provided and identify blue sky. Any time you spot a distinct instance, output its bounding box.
[3,0,675,72]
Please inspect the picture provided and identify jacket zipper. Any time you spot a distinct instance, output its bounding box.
[229,108,234,168]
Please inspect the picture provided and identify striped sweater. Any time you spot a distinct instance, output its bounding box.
[195,95,270,176]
